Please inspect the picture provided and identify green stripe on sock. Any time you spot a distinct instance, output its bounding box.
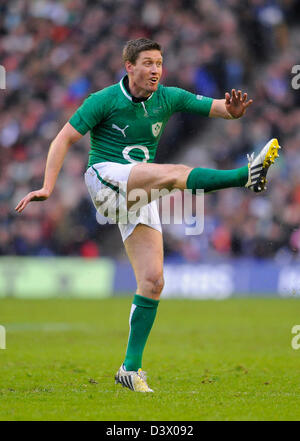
[186,166,248,194]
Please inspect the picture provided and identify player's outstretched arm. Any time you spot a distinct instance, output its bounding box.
[15,122,82,213]
[209,89,253,119]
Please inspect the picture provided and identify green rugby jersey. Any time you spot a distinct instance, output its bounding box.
[69,75,213,167]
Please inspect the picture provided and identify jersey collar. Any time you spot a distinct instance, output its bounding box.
[119,76,154,103]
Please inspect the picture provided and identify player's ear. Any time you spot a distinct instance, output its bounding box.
[125,60,134,74]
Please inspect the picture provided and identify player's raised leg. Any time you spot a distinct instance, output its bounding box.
[115,224,163,392]
[126,138,281,209]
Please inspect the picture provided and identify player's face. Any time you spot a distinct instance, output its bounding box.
[127,50,163,96]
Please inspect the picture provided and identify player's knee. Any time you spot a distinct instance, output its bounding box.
[168,164,191,189]
[141,273,164,299]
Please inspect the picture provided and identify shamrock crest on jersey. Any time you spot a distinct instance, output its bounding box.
[152,122,163,137]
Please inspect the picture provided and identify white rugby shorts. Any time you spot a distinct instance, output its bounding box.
[84,162,162,242]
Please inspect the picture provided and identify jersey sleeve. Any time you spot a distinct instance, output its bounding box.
[69,92,108,135]
[166,87,213,117]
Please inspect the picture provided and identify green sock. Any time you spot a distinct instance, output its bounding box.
[186,166,248,194]
[124,294,159,372]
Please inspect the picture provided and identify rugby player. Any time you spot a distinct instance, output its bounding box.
[15,38,280,392]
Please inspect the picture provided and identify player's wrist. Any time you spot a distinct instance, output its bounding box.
[41,186,52,198]
[227,112,235,119]
[226,110,240,120]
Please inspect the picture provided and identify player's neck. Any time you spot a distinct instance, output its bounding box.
[127,76,151,101]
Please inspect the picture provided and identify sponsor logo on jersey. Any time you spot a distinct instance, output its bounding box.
[196,95,203,100]
[112,123,129,138]
[152,122,163,137]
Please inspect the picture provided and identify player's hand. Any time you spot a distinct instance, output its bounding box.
[15,188,50,213]
[225,89,253,119]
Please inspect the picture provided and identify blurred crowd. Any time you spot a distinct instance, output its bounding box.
[0,0,299,261]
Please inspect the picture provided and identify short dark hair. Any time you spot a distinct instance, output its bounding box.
[122,38,162,64]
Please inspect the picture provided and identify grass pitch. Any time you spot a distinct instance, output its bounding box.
[0,297,300,421]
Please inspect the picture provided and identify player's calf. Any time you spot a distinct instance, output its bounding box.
[186,138,281,194]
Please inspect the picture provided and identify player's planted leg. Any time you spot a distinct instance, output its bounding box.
[115,294,160,392]
[124,294,159,373]
[115,225,164,392]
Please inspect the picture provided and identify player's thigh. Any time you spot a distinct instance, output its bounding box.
[124,224,164,298]
[127,163,191,209]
